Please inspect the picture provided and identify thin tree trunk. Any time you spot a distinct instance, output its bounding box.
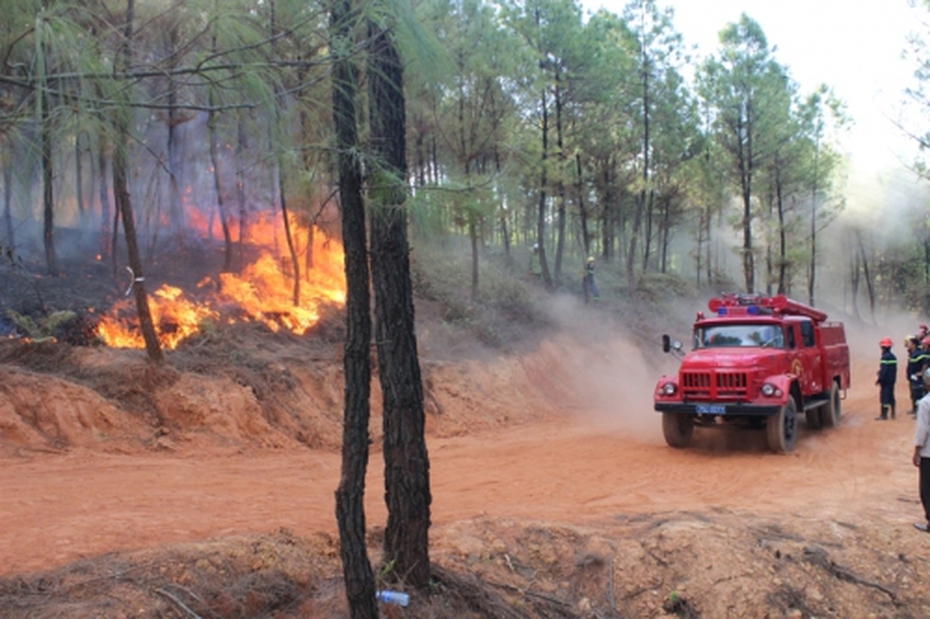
[208,102,233,272]
[776,169,787,294]
[553,70,566,284]
[739,113,755,293]
[115,0,162,364]
[332,0,377,613]
[75,133,85,219]
[469,218,478,301]
[642,187,655,272]
[278,170,300,305]
[236,111,249,252]
[98,133,112,261]
[808,141,819,306]
[576,153,590,258]
[368,17,431,591]
[659,195,670,273]
[40,60,58,276]
[536,87,553,290]
[857,230,875,324]
[3,159,14,253]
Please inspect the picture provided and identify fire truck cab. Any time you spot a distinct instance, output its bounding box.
[653,294,850,453]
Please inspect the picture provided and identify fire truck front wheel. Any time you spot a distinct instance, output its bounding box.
[767,399,798,453]
[662,413,694,448]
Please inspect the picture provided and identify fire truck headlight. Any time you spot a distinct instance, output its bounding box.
[661,382,677,396]
[761,383,781,397]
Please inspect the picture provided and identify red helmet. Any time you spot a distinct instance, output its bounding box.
[880,337,893,348]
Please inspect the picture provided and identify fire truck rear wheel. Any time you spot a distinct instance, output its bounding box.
[820,381,841,428]
[767,399,798,453]
[662,413,694,448]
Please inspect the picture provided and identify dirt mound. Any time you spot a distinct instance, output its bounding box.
[0,320,594,456]
[2,508,923,618]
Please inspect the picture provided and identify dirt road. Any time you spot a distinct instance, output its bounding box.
[0,358,920,577]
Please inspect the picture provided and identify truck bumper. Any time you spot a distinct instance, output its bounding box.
[655,402,782,416]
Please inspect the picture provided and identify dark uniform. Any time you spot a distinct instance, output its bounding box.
[907,337,929,415]
[877,340,897,420]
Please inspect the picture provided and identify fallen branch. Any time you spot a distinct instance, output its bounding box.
[156,587,203,618]
[802,546,899,605]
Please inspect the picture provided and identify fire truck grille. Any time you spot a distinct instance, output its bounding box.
[681,371,749,399]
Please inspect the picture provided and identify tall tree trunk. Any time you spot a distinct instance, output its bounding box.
[849,248,861,320]
[115,0,162,364]
[808,141,819,306]
[629,33,651,286]
[626,192,644,289]
[236,111,249,252]
[267,0,301,306]
[368,17,431,591]
[3,158,14,253]
[857,232,876,324]
[97,133,112,261]
[208,102,233,273]
[40,58,58,276]
[739,115,755,293]
[207,16,233,273]
[277,170,301,305]
[332,0,377,614]
[659,195,670,273]
[553,70,566,284]
[776,168,787,294]
[577,154,590,258]
[642,188,655,271]
[75,133,85,219]
[469,218,478,302]
[536,87,553,290]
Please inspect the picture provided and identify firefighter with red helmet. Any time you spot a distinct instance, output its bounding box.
[876,337,898,420]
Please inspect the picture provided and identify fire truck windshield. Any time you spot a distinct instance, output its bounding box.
[694,324,784,349]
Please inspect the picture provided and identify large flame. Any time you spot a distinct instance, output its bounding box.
[96,213,346,349]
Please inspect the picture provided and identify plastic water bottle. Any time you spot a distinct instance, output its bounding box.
[376,590,410,606]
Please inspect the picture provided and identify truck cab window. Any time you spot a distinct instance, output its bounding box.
[786,326,796,349]
[800,320,816,347]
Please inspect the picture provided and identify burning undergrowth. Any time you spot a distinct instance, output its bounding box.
[96,213,347,350]
[1,210,347,352]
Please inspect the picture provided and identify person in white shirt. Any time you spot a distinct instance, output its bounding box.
[913,369,930,532]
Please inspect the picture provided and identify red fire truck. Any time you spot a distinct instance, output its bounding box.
[654,294,850,452]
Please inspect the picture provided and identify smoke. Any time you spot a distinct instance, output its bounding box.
[538,292,669,444]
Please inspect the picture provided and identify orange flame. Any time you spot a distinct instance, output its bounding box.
[96,214,346,349]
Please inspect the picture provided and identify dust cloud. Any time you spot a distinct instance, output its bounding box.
[540,292,668,444]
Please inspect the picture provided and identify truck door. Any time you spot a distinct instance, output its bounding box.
[798,319,823,393]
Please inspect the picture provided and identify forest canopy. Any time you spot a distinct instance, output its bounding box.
[0,0,928,321]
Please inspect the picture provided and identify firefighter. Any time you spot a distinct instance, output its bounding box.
[906,336,926,416]
[582,256,600,304]
[876,337,897,420]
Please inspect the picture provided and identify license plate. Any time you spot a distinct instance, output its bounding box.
[696,404,726,415]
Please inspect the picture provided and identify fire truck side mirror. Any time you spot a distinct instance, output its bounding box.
[662,334,671,353]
